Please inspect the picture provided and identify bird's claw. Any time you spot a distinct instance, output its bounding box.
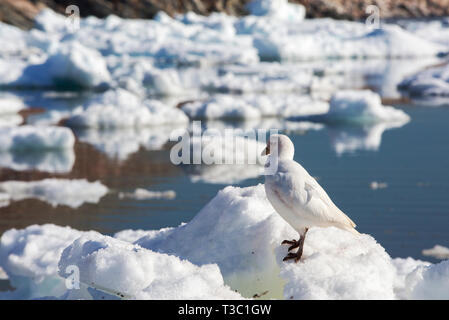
[281,239,300,251]
[283,251,303,263]
[282,252,297,261]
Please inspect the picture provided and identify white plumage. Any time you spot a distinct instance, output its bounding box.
[263,134,359,262]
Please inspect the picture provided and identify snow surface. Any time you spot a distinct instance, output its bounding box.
[0,179,108,208]
[0,224,88,299]
[1,185,449,299]
[0,125,75,152]
[58,232,241,299]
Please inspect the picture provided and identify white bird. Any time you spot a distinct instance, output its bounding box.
[262,134,359,262]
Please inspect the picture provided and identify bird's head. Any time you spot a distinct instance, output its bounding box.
[261,134,295,160]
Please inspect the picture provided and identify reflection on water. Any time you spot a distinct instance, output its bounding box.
[328,120,409,155]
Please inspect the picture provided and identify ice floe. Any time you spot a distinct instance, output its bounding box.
[0,125,75,152]
[118,188,176,200]
[398,63,449,99]
[293,90,410,125]
[65,89,188,129]
[0,179,108,208]
[399,18,449,47]
[181,94,328,120]
[2,42,111,89]
[326,90,410,123]
[245,20,446,61]
[1,185,449,299]
[422,245,449,260]
[370,181,388,190]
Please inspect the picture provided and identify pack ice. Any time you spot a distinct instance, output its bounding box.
[1,185,448,299]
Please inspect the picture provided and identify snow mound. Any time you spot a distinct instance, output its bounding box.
[58,232,242,299]
[0,179,108,208]
[0,224,88,299]
[65,89,188,129]
[278,227,397,299]
[325,90,410,124]
[0,125,75,152]
[2,185,449,300]
[11,42,111,89]
[135,184,296,298]
[403,260,449,299]
[398,63,449,98]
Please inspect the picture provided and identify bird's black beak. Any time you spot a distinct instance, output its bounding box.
[261,144,270,156]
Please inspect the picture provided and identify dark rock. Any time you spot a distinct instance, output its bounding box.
[2,0,449,30]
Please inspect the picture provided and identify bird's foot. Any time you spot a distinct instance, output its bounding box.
[281,239,300,251]
[282,250,303,263]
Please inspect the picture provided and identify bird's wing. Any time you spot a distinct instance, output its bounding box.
[272,163,356,228]
[303,176,356,228]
